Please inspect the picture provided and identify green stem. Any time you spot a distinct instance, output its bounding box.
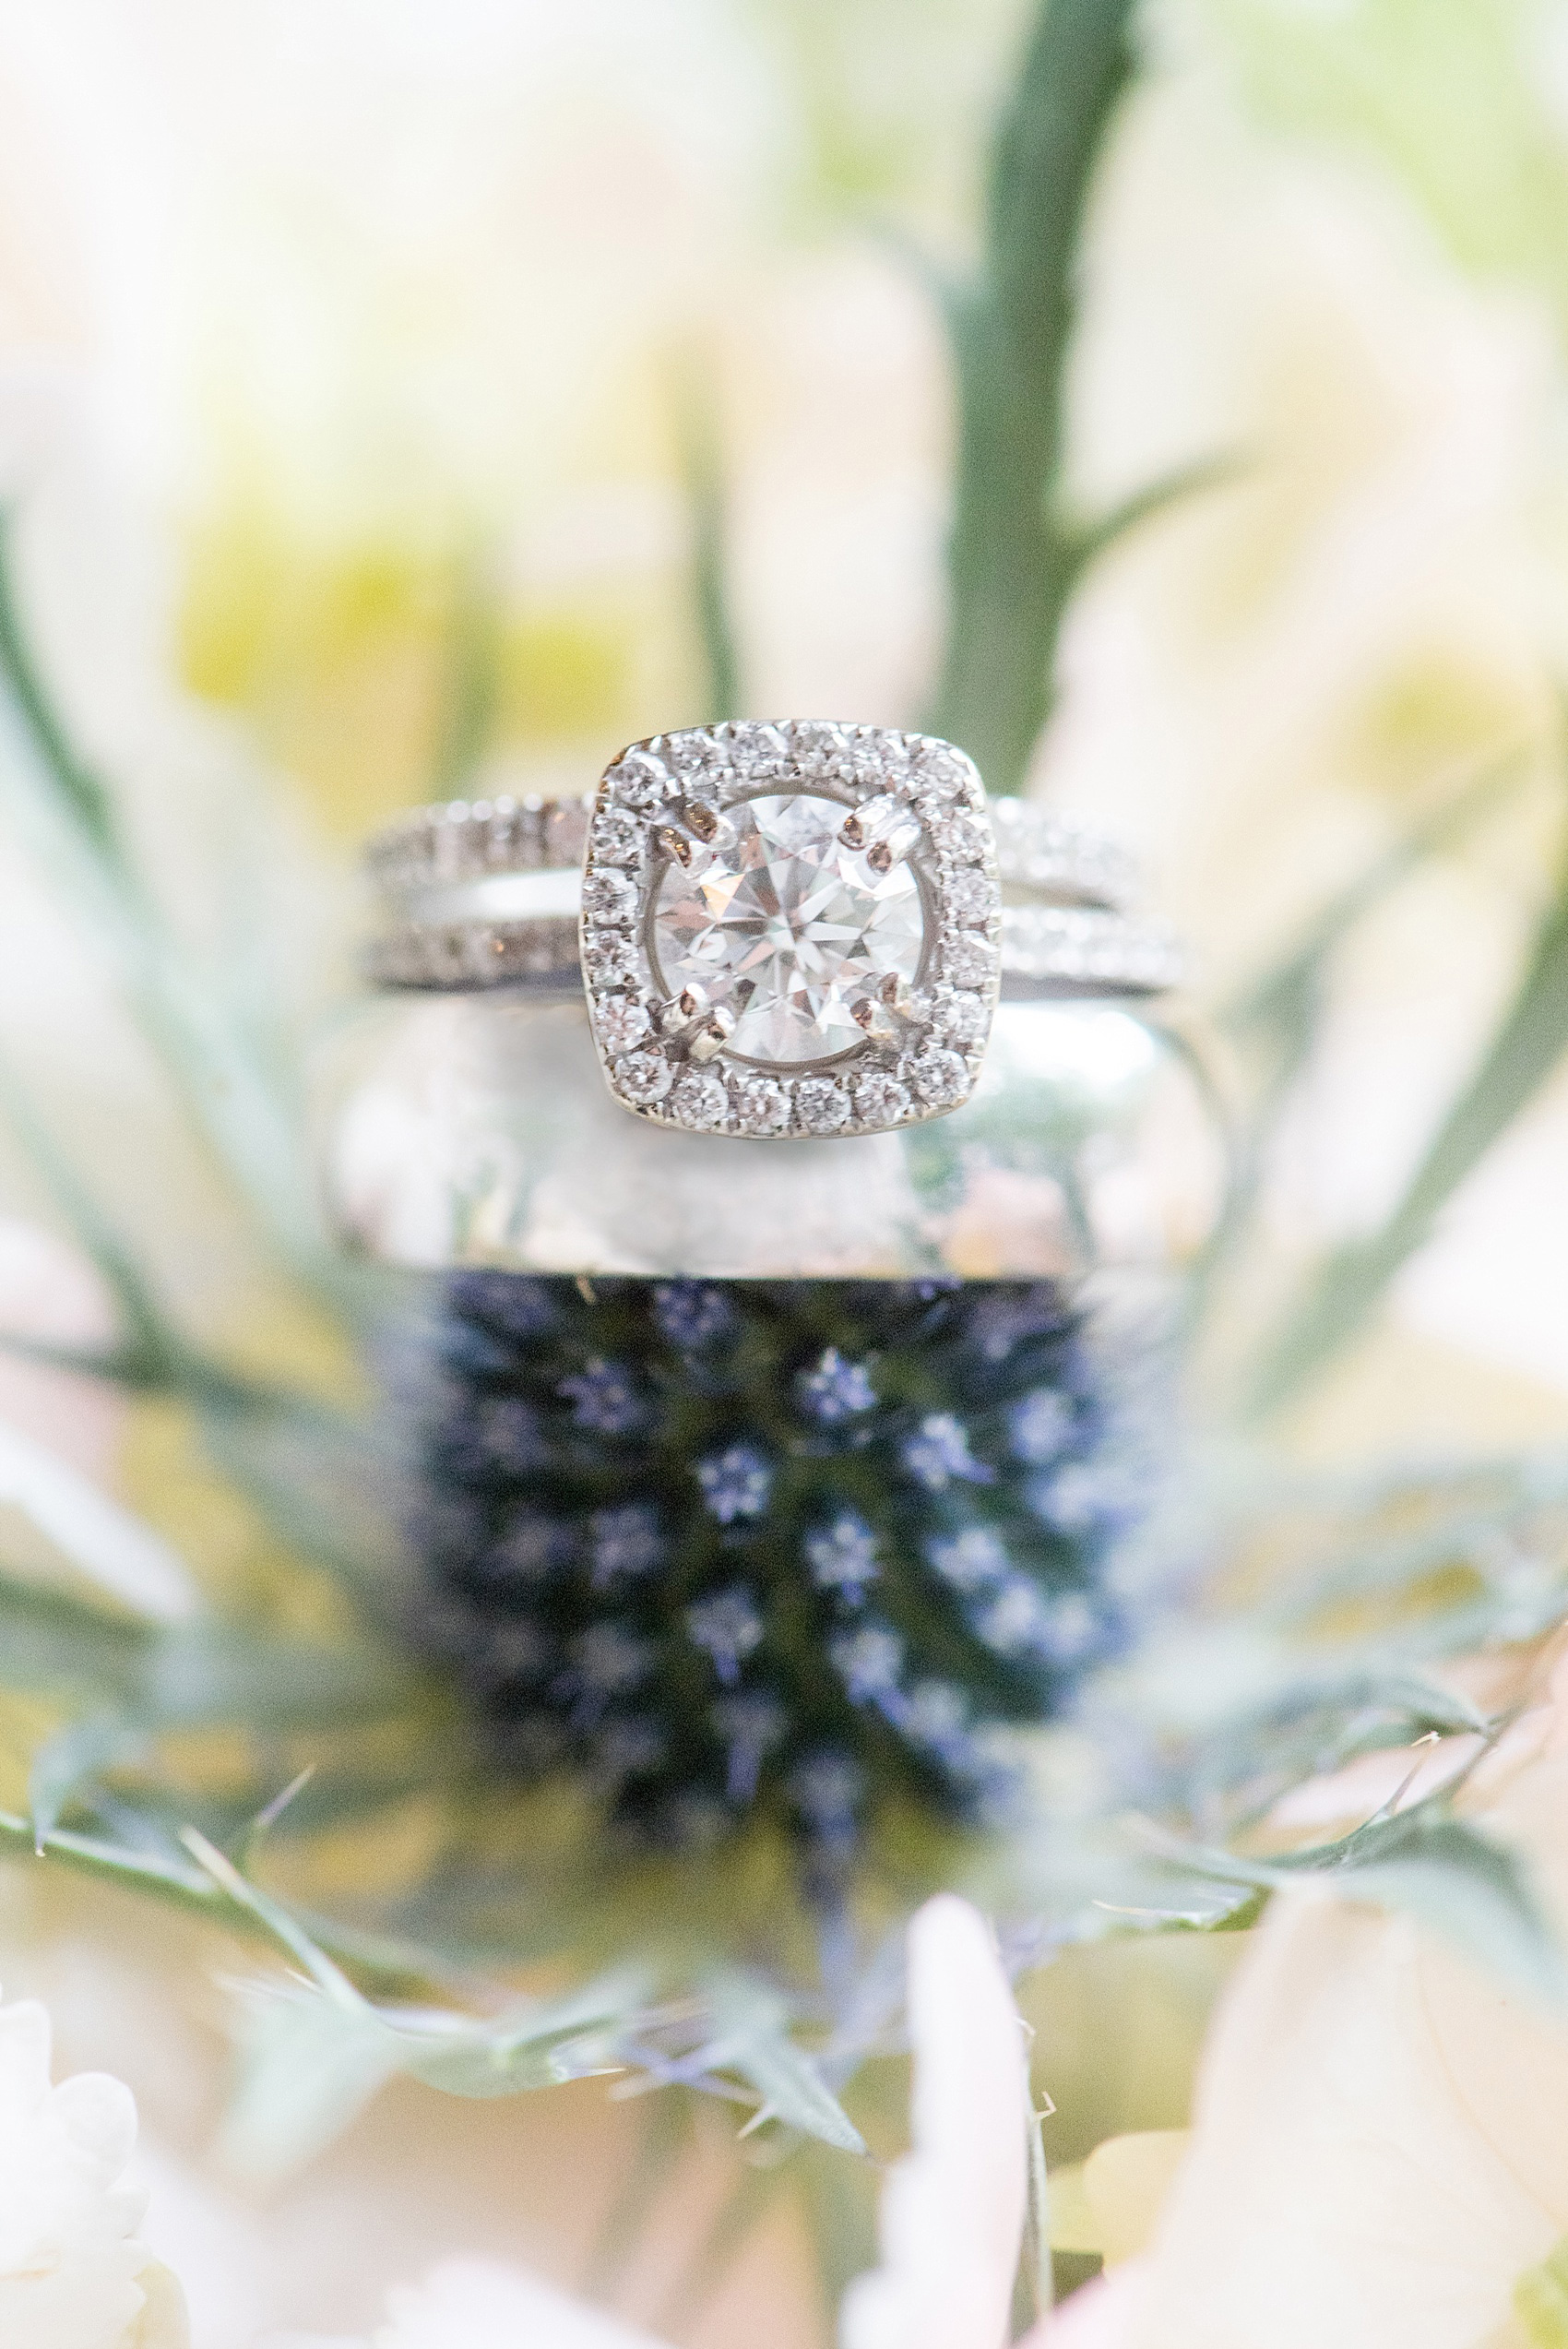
[0,1809,441,1998]
[677,372,742,724]
[0,510,340,1292]
[1241,877,1568,1421]
[927,0,1140,793]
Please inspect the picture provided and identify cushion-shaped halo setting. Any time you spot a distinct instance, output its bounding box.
[579,722,1002,1139]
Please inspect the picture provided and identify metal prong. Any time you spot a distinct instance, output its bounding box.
[653,824,694,867]
[659,984,709,1036]
[839,794,921,869]
[687,1008,736,1063]
[853,973,924,1043]
[684,800,721,842]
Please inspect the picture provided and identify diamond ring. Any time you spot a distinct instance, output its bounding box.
[363,721,1182,1139]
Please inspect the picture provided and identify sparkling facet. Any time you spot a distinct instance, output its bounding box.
[671,1070,730,1128]
[945,868,994,925]
[650,792,926,1067]
[853,1072,911,1126]
[911,1048,970,1107]
[608,755,673,814]
[596,996,651,1054]
[583,870,638,924]
[734,1079,790,1134]
[939,992,990,1045]
[794,1077,851,1135]
[616,1049,673,1104]
[584,932,640,985]
[592,813,644,865]
[944,935,996,988]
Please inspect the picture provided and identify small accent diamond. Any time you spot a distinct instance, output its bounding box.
[671,1070,730,1128]
[939,992,991,1046]
[583,870,638,924]
[911,1048,970,1107]
[913,745,971,797]
[616,1049,674,1104]
[734,1079,790,1135]
[932,809,988,862]
[584,932,640,984]
[944,935,996,988]
[608,754,673,813]
[790,721,847,775]
[853,1071,911,1126]
[592,813,643,866]
[946,868,994,925]
[794,1077,851,1135]
[596,996,651,1054]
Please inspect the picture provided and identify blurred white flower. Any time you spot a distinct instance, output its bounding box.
[839,1895,1029,2349]
[0,1986,187,2348]
[1087,1646,1568,2348]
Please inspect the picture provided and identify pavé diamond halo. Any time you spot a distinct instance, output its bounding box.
[580,723,1003,1139]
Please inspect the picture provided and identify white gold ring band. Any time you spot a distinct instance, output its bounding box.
[363,722,1183,1140]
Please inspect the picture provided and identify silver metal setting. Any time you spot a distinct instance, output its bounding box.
[580,724,1001,1139]
[361,729,1186,1139]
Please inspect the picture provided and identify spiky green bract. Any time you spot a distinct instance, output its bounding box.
[410,1273,1148,1858]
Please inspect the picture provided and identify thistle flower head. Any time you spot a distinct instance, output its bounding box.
[411,1272,1146,1855]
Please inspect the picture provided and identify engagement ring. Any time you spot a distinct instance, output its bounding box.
[364,721,1182,1139]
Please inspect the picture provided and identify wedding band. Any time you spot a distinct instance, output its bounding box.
[363,721,1182,1139]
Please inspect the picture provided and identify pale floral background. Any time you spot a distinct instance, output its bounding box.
[1,2,1568,2343]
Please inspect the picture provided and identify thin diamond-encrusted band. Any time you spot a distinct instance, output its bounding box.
[366,793,592,897]
[364,899,1181,998]
[367,791,1135,913]
[362,777,1182,1001]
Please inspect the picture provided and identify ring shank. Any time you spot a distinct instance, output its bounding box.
[363,791,1182,1000]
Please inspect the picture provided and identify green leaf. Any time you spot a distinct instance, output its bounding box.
[1060,449,1245,578]
[927,0,1141,793]
[0,508,125,864]
[0,1569,148,1692]
[141,1626,419,1728]
[217,1980,404,2184]
[703,1972,867,2154]
[1158,1807,1568,2009]
[28,1712,148,1848]
[1243,860,1568,1418]
[1308,1813,1568,2009]
[406,1966,656,2099]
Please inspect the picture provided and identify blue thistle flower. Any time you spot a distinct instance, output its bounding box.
[697,1442,774,1524]
[652,1282,737,1352]
[830,1620,905,1707]
[411,1273,1151,1855]
[589,1503,663,1589]
[685,1584,765,1685]
[796,1347,876,1425]
[805,1511,880,1603]
[712,1691,788,1802]
[558,1357,643,1435]
[926,1525,1009,1592]
[901,1413,995,1492]
[1009,1388,1077,1465]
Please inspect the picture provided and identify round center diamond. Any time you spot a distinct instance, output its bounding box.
[651,793,927,1066]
